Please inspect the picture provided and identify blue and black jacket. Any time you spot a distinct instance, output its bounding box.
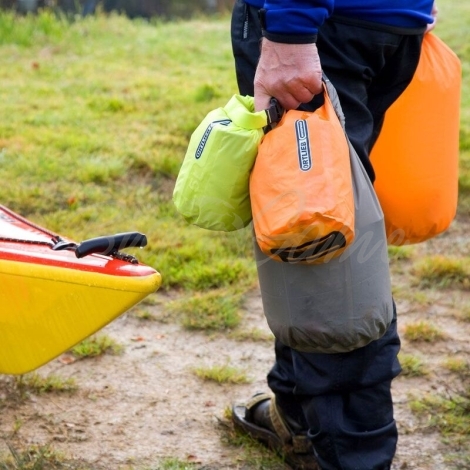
[244,0,434,43]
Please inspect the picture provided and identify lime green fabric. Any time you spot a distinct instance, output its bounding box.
[173,95,267,231]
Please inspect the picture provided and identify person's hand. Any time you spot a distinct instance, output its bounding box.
[426,1,438,33]
[253,38,323,112]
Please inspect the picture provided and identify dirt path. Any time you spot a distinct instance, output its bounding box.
[1,217,469,469]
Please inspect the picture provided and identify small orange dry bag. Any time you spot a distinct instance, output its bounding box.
[370,33,461,245]
[250,82,355,263]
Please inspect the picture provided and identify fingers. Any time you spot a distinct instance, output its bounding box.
[254,79,321,111]
[254,88,310,112]
[254,90,272,113]
[253,39,323,111]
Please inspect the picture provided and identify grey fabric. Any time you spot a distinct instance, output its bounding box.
[254,80,393,353]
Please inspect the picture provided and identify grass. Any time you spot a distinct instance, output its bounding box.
[0,443,61,470]
[398,353,429,377]
[0,443,95,470]
[192,364,251,384]
[0,2,466,296]
[131,307,157,321]
[70,334,124,358]
[402,321,446,342]
[166,289,244,331]
[228,327,275,343]
[409,392,470,438]
[442,357,469,374]
[145,459,198,470]
[412,256,470,289]
[0,438,162,469]
[14,373,77,395]
[388,245,415,262]
[0,8,256,298]
[462,303,470,322]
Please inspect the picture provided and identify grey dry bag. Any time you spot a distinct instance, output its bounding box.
[254,80,394,353]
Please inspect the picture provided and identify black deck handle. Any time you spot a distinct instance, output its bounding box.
[75,232,147,259]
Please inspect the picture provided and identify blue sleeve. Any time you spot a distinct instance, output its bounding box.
[263,0,334,41]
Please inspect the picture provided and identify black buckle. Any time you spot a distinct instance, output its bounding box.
[264,98,284,133]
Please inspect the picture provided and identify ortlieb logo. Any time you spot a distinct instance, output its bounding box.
[195,119,232,159]
[295,119,311,171]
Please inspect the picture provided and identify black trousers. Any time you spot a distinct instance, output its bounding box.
[231,1,424,469]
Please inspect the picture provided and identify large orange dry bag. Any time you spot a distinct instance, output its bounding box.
[370,33,461,245]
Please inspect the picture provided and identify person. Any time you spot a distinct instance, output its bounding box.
[81,0,118,16]
[230,1,437,469]
[82,0,99,15]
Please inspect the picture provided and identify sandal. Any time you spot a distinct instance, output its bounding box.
[232,392,320,470]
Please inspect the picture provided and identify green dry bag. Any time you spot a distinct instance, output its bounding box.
[173,95,275,231]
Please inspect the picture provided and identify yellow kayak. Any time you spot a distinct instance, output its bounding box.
[0,205,162,375]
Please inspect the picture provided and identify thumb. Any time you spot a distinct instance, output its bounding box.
[254,90,272,112]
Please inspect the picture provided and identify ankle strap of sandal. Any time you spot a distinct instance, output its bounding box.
[269,397,312,454]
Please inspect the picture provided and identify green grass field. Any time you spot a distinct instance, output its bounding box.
[0,2,468,296]
[0,9,257,297]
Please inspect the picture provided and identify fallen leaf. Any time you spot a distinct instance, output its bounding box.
[131,336,145,342]
[59,355,76,365]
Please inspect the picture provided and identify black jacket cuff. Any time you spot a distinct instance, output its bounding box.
[263,31,318,44]
[258,9,317,44]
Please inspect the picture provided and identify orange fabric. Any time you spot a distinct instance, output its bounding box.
[250,86,354,263]
[370,33,461,245]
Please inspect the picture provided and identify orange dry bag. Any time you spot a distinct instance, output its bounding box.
[250,82,355,263]
[370,33,461,245]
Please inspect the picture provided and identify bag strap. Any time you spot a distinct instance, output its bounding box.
[323,77,346,129]
[260,76,346,133]
[264,98,284,132]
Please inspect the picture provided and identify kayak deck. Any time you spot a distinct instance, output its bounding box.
[0,205,162,375]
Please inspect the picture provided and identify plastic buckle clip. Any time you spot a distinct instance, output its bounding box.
[264,98,283,133]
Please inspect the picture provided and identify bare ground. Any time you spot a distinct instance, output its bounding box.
[1,216,469,469]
